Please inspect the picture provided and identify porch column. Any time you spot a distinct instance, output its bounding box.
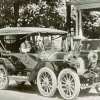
[79,10,83,37]
[75,9,79,36]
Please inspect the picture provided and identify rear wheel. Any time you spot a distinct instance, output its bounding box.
[37,67,57,97]
[58,68,80,100]
[0,64,9,89]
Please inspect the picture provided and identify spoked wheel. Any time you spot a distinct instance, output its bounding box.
[58,69,80,100]
[37,67,57,97]
[0,64,9,89]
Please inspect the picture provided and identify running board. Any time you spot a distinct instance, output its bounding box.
[81,82,100,89]
[8,76,28,82]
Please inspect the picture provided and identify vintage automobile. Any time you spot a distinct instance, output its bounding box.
[0,27,70,98]
[1,27,100,100]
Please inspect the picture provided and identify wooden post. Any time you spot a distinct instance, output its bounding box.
[14,1,19,27]
[75,9,79,36]
[66,2,72,51]
[66,3,71,33]
[79,10,83,37]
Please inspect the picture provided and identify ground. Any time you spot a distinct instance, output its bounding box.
[0,80,100,100]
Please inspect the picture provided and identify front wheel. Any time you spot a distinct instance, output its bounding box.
[58,68,80,100]
[37,67,57,97]
[0,64,9,89]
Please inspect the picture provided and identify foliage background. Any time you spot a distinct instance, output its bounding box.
[0,0,100,38]
[0,0,66,29]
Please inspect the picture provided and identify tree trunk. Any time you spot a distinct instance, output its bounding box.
[66,4,71,33]
[13,1,19,26]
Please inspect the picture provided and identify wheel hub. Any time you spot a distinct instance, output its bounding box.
[43,78,49,86]
[65,80,72,89]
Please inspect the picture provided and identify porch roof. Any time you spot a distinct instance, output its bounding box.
[71,0,100,10]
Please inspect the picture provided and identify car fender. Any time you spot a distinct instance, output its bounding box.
[29,61,58,82]
[28,61,45,82]
[64,56,86,75]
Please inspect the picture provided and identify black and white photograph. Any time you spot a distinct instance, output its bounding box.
[0,0,100,100]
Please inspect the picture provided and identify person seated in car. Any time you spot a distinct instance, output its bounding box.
[20,39,32,53]
[37,35,44,51]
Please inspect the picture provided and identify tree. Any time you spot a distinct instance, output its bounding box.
[82,10,100,38]
[0,0,38,27]
[17,1,65,29]
[0,0,65,29]
[0,0,14,27]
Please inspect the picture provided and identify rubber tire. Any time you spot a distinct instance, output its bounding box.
[0,64,9,89]
[37,67,57,97]
[58,68,80,100]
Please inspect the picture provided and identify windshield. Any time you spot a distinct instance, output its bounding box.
[35,35,70,52]
[35,35,63,51]
[81,40,100,51]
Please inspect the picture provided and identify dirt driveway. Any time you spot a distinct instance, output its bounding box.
[0,80,100,100]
